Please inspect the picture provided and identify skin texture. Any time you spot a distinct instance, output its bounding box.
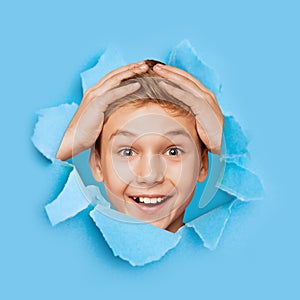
[89,103,208,232]
[56,61,223,161]
[56,61,149,161]
[56,60,223,232]
[152,63,224,154]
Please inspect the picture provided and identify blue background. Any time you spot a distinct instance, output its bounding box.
[1,0,299,299]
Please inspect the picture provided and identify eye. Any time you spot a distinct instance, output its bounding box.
[165,147,183,156]
[119,148,136,157]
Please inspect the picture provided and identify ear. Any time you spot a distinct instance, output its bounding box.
[89,145,104,182]
[197,148,209,182]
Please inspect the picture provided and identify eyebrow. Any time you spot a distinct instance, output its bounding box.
[109,129,191,141]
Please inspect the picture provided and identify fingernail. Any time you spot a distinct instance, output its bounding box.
[154,64,164,70]
[139,64,148,69]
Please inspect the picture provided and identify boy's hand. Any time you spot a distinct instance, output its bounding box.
[56,61,149,161]
[153,64,224,154]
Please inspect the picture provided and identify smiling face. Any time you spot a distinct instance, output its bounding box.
[89,102,208,232]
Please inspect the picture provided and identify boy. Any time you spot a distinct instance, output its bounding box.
[56,60,224,232]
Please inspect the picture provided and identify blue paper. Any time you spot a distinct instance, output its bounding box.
[80,48,126,93]
[218,163,264,201]
[45,166,91,226]
[32,103,78,161]
[186,200,236,250]
[90,205,183,266]
[221,115,249,158]
[32,40,263,266]
[168,39,222,97]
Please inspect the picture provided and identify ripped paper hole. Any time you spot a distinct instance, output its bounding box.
[32,40,263,266]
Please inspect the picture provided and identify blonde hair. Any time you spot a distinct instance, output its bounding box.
[104,60,193,121]
[97,60,205,151]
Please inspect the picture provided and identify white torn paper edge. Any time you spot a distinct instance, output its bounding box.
[32,40,264,266]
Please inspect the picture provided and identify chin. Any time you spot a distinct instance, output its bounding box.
[149,214,184,233]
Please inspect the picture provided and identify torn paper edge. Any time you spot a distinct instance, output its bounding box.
[90,206,183,266]
[32,40,264,266]
[45,166,92,226]
[186,200,237,250]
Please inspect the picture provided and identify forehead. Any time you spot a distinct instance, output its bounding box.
[102,103,198,141]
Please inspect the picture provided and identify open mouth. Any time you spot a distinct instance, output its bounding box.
[129,196,169,206]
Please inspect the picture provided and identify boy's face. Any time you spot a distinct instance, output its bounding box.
[90,103,208,232]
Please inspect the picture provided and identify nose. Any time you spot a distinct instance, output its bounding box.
[133,154,166,186]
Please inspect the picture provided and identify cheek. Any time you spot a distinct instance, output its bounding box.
[102,161,128,209]
[165,161,183,185]
[109,158,135,184]
[174,154,200,191]
[101,155,129,191]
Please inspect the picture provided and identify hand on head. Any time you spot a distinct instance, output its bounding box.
[152,63,224,154]
[56,61,150,161]
[56,60,224,161]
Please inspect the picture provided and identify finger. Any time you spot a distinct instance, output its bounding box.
[159,81,223,124]
[155,66,218,109]
[100,63,148,91]
[84,61,146,95]
[154,64,217,101]
[159,82,223,152]
[158,81,211,115]
[154,64,212,93]
[83,64,148,104]
[158,82,210,149]
[95,82,141,111]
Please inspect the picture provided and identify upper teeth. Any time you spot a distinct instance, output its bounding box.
[133,197,164,204]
